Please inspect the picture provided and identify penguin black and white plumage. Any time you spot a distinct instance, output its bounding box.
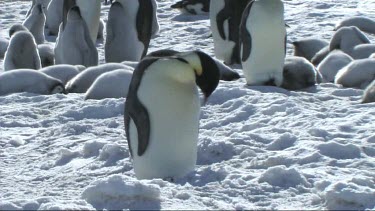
[4,31,42,71]
[65,63,133,93]
[146,49,240,81]
[23,3,46,44]
[281,56,320,91]
[0,69,65,96]
[55,6,98,67]
[62,0,101,44]
[124,50,220,180]
[171,0,210,15]
[210,0,251,65]
[26,0,51,17]
[240,0,287,86]
[105,0,155,62]
[362,80,375,104]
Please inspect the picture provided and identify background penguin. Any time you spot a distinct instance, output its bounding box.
[40,64,81,85]
[62,0,101,44]
[4,31,42,71]
[26,0,51,17]
[370,53,375,59]
[124,50,220,180]
[55,6,98,67]
[293,38,329,62]
[329,26,374,59]
[335,59,375,89]
[240,0,287,86]
[23,3,46,44]
[210,0,251,65]
[46,0,64,36]
[335,17,375,35]
[362,80,375,103]
[38,43,55,67]
[9,24,28,38]
[65,63,133,93]
[171,0,210,15]
[0,69,65,96]
[105,1,155,62]
[311,46,330,66]
[281,56,320,90]
[0,38,8,58]
[317,50,353,83]
[84,68,133,100]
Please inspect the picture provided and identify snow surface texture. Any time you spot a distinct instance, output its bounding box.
[1,0,375,210]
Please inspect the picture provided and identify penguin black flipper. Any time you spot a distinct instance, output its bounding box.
[216,0,232,40]
[240,0,254,62]
[125,58,158,157]
[62,0,77,30]
[136,0,154,58]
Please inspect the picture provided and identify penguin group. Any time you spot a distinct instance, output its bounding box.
[0,0,374,181]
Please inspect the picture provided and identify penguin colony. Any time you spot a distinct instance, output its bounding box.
[0,0,375,181]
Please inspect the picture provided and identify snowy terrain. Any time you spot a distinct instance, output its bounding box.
[1,0,375,210]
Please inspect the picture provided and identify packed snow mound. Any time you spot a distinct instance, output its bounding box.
[258,165,310,188]
[81,175,161,210]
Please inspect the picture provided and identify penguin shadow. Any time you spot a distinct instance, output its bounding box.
[245,85,293,95]
[173,166,228,187]
[171,13,209,22]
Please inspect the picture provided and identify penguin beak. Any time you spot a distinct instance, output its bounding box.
[193,51,220,104]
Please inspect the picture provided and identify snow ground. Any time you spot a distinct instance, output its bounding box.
[1,0,375,210]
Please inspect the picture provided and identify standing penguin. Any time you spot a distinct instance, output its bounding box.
[124,50,220,180]
[46,0,64,36]
[210,0,251,65]
[4,31,42,71]
[240,0,287,86]
[105,0,155,62]
[55,6,98,67]
[23,3,46,44]
[62,0,101,43]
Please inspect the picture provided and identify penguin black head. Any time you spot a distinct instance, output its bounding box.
[179,50,220,102]
[50,82,67,94]
[68,6,82,20]
[35,3,43,14]
[9,24,28,38]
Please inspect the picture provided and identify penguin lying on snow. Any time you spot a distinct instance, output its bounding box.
[335,59,375,89]
[362,80,375,104]
[317,50,353,83]
[335,17,375,35]
[171,0,210,15]
[41,64,84,85]
[124,50,220,180]
[293,38,329,62]
[0,69,65,96]
[281,56,321,91]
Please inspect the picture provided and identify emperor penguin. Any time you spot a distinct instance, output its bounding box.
[124,50,220,180]
[171,0,210,15]
[41,64,81,85]
[330,26,375,59]
[335,59,375,89]
[293,38,329,61]
[105,1,155,62]
[4,31,42,71]
[38,43,55,67]
[46,0,64,36]
[26,0,51,17]
[55,6,98,67]
[0,38,8,59]
[335,17,375,35]
[240,0,287,86]
[62,0,101,44]
[9,24,28,38]
[210,0,251,65]
[23,3,46,44]
[362,80,375,104]
[0,69,65,96]
[317,50,353,83]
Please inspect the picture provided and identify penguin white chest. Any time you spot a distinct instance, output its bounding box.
[129,61,201,179]
[242,2,286,86]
